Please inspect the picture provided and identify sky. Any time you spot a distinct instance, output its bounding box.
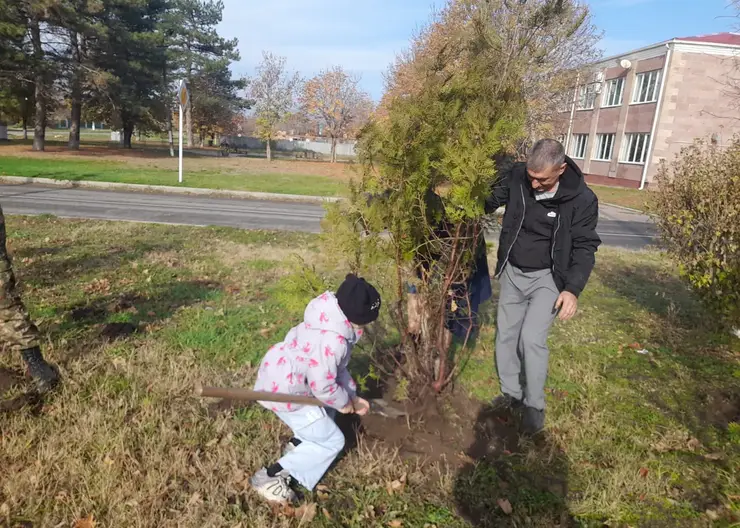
[218,0,738,102]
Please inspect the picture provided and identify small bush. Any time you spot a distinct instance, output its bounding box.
[652,139,740,327]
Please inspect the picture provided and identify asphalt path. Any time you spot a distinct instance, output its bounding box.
[0,183,658,250]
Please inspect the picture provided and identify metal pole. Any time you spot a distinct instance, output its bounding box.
[639,42,673,190]
[178,103,183,184]
[564,72,580,154]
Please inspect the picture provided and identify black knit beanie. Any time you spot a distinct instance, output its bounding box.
[336,274,381,325]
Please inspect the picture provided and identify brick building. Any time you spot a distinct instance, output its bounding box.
[561,32,740,189]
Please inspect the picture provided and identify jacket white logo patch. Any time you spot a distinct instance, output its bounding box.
[547,211,557,218]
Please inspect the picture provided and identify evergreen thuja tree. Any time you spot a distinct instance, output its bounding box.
[324,0,596,398]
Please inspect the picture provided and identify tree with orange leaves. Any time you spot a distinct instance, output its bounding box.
[299,66,374,163]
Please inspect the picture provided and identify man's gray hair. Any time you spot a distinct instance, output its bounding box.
[527,139,566,172]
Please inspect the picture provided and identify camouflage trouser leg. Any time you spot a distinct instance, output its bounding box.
[0,206,40,353]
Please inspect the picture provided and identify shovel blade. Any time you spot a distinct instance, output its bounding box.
[369,398,406,419]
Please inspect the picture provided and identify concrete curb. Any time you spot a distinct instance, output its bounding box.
[602,202,650,215]
[0,175,341,205]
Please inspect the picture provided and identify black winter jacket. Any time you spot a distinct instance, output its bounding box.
[485,156,601,297]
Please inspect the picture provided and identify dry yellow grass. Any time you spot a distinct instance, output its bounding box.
[1,217,738,527]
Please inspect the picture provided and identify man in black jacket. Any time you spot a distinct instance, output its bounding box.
[485,139,600,434]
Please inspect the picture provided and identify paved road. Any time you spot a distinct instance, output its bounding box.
[0,183,658,250]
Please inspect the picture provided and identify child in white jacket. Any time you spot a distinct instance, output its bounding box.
[250,273,381,504]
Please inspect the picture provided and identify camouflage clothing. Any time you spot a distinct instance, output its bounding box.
[0,205,40,352]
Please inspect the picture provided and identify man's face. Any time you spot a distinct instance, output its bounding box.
[527,163,566,193]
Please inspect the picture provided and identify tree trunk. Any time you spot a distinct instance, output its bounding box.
[30,16,45,152]
[123,123,134,149]
[68,31,82,150]
[167,109,175,157]
[186,58,194,147]
[199,129,204,148]
[69,99,81,149]
[163,66,175,157]
[186,102,193,147]
[266,138,272,161]
[330,136,338,163]
[22,116,28,140]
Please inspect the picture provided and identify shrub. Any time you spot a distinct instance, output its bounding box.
[652,139,740,327]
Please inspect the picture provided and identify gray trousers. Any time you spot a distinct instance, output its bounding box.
[495,264,559,410]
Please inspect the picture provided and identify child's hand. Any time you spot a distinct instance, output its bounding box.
[352,397,370,416]
[338,401,355,414]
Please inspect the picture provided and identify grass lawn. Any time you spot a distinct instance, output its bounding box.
[0,221,738,525]
[1,142,657,208]
[590,184,653,213]
[0,144,351,197]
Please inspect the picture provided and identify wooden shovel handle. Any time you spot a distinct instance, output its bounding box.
[194,383,325,407]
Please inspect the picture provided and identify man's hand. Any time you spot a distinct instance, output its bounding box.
[338,401,355,414]
[554,291,578,321]
[352,397,370,416]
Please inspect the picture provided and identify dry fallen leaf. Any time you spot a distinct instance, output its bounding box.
[294,502,317,523]
[497,498,513,514]
[686,437,701,451]
[388,521,403,528]
[386,472,408,495]
[84,278,111,294]
[74,514,96,528]
[639,467,649,478]
[322,507,332,520]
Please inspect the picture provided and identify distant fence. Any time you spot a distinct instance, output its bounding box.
[221,136,357,158]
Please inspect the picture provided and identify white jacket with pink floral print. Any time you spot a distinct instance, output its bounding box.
[253,291,360,413]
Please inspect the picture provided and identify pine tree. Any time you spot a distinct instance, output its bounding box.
[164,0,240,148]
[85,0,168,148]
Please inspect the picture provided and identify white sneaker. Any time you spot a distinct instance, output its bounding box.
[283,438,300,456]
[250,467,297,504]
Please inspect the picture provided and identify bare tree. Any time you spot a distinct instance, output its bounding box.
[248,51,300,161]
[300,66,374,162]
[381,0,601,145]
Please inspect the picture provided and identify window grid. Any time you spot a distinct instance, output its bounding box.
[632,70,661,104]
[602,78,625,107]
[577,84,597,110]
[620,133,651,164]
[594,134,615,161]
[571,134,588,159]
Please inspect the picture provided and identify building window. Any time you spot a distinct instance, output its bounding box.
[594,134,615,161]
[571,134,588,159]
[577,84,597,110]
[620,133,650,164]
[602,78,625,107]
[632,70,661,104]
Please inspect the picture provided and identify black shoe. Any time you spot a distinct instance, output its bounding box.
[492,393,524,411]
[522,406,545,435]
[21,347,61,394]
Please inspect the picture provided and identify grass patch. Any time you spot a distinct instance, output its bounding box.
[0,216,738,526]
[0,155,346,196]
[590,184,653,212]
